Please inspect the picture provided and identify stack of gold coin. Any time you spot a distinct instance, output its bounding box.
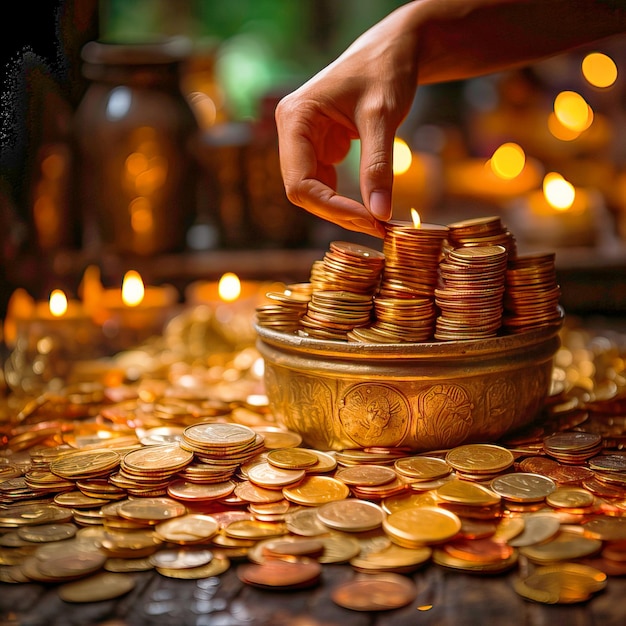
[435,479,503,520]
[366,295,437,343]
[542,432,603,464]
[310,241,385,296]
[435,244,508,340]
[446,215,517,258]
[49,449,122,483]
[255,290,310,333]
[116,444,194,497]
[503,252,562,333]
[380,221,448,299]
[181,422,265,467]
[300,290,375,340]
[444,443,515,481]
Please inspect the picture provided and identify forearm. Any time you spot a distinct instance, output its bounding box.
[390,0,626,85]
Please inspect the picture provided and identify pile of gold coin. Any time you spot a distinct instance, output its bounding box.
[503,252,562,333]
[1,282,625,609]
[435,244,509,340]
[446,215,517,256]
[256,215,561,343]
[1,352,626,609]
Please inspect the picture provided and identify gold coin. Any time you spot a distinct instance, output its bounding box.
[247,462,306,489]
[104,556,155,572]
[0,503,74,527]
[331,573,417,611]
[546,486,595,509]
[489,473,556,503]
[491,517,525,544]
[266,448,319,470]
[382,491,439,514]
[282,476,350,506]
[49,449,121,479]
[350,542,432,573]
[445,444,515,475]
[253,428,302,449]
[334,464,397,486]
[166,479,236,502]
[183,422,257,449]
[53,491,111,509]
[436,479,501,506]
[154,513,219,544]
[284,507,329,537]
[304,449,337,473]
[234,480,287,504]
[36,545,107,580]
[223,519,287,540]
[247,536,323,564]
[16,523,77,543]
[383,506,461,546]
[393,456,451,481]
[317,533,362,564]
[316,499,384,532]
[508,512,561,547]
[515,562,607,604]
[519,530,602,563]
[156,555,230,579]
[116,497,187,524]
[121,443,194,474]
[432,547,519,574]
[57,571,136,602]
[237,559,321,589]
[581,516,626,541]
[149,547,214,569]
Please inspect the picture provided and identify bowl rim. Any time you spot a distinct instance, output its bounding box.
[255,307,564,362]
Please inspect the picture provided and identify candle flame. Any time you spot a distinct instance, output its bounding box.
[543,172,575,211]
[411,208,421,228]
[218,272,241,302]
[122,270,145,307]
[49,289,68,317]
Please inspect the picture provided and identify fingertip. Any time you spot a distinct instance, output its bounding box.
[368,190,392,221]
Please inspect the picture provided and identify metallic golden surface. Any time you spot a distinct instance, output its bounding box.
[256,319,561,451]
[383,506,462,546]
[330,573,417,611]
[57,571,136,602]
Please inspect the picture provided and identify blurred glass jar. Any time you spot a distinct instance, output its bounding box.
[74,37,199,256]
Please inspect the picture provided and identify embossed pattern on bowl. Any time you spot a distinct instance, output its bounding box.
[255,318,562,452]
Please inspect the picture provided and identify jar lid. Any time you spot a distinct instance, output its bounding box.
[81,36,192,66]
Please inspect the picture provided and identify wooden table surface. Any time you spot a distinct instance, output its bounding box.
[2,555,626,626]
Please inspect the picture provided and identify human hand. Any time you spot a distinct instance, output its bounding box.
[275,6,420,238]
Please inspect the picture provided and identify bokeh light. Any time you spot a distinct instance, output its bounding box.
[553,91,593,133]
[582,52,618,88]
[489,142,526,179]
[543,172,576,211]
[393,138,413,175]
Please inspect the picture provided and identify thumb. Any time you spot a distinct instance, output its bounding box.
[359,120,395,222]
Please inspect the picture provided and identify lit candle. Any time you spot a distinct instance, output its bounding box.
[508,172,599,248]
[185,273,274,348]
[386,208,448,233]
[87,267,178,349]
[445,146,543,202]
[3,287,96,354]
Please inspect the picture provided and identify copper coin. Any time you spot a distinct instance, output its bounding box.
[331,573,417,611]
[444,537,515,563]
[237,559,321,589]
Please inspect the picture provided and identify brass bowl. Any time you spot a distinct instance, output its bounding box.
[255,317,562,452]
